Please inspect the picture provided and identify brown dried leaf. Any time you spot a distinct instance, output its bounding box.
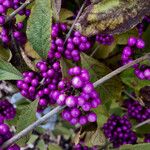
[77,0,150,36]
[52,0,62,20]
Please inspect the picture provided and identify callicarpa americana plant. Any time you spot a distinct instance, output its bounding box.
[0,0,150,149]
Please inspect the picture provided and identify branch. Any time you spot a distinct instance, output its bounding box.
[93,53,150,88]
[64,0,87,43]
[1,53,150,149]
[90,45,99,57]
[1,106,65,149]
[20,47,38,71]
[123,90,145,106]
[3,0,33,25]
[135,118,150,129]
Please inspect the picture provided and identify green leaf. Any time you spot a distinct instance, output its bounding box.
[92,105,108,126]
[37,140,47,150]
[0,46,12,61]
[59,8,74,22]
[27,135,38,145]
[81,53,122,109]
[48,144,62,150]
[142,26,150,53]
[53,123,74,139]
[135,124,150,134]
[26,0,52,59]
[16,100,38,146]
[93,41,117,59]
[84,128,106,147]
[0,58,22,80]
[117,143,150,150]
[77,0,150,36]
[116,29,138,45]
[120,68,150,92]
[109,100,123,116]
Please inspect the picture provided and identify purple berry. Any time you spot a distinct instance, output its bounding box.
[87,112,97,122]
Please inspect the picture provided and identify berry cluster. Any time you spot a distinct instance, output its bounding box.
[52,66,101,126]
[103,115,137,148]
[0,119,20,150]
[0,0,30,44]
[123,99,150,122]
[73,144,97,150]
[96,34,114,45]
[121,37,150,80]
[144,134,150,143]
[1,21,27,44]
[48,23,93,62]
[17,60,62,112]
[0,99,16,120]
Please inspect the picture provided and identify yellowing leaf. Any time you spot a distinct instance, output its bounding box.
[77,0,150,36]
[24,42,40,59]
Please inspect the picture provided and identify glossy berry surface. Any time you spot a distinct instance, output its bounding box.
[96,34,114,45]
[48,23,93,62]
[52,66,101,126]
[0,0,31,45]
[123,99,150,122]
[0,99,16,120]
[0,121,20,149]
[17,60,62,112]
[121,36,150,80]
[103,115,137,148]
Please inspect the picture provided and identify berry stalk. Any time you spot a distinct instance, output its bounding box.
[135,118,150,129]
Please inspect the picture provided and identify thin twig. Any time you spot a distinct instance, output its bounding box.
[3,0,33,24]
[90,45,99,57]
[135,119,150,129]
[123,90,138,102]
[20,47,37,71]
[64,0,87,43]
[1,53,150,149]
[93,53,150,88]
[123,90,145,106]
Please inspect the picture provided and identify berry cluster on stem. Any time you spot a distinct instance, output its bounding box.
[54,66,101,126]
[123,98,150,143]
[0,99,16,120]
[17,60,62,112]
[0,0,30,45]
[0,105,20,150]
[96,34,114,45]
[122,36,150,80]
[123,99,150,122]
[48,23,93,62]
[103,115,137,148]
